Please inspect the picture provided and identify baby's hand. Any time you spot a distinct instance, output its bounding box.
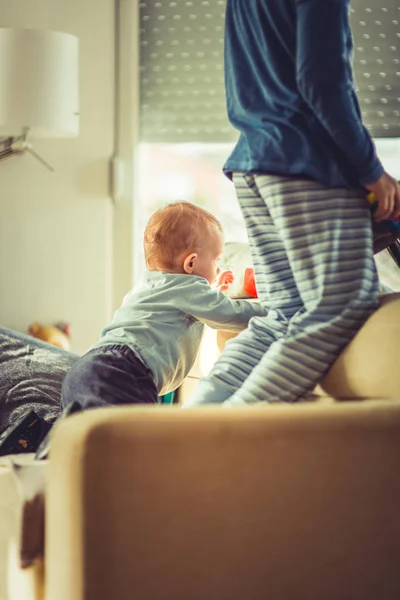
[214,269,234,292]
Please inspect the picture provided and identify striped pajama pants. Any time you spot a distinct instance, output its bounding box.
[190,173,379,406]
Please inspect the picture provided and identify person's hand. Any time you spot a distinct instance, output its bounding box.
[214,269,234,292]
[365,172,400,222]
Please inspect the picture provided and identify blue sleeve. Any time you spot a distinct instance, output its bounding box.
[295,0,384,185]
[187,279,268,332]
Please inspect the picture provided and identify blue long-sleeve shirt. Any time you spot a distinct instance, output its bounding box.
[92,272,267,396]
[224,0,384,189]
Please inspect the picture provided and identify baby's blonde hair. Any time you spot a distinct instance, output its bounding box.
[144,201,222,271]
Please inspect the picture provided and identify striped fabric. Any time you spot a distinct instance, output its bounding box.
[193,173,380,405]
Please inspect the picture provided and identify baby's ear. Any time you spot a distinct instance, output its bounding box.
[183,253,197,274]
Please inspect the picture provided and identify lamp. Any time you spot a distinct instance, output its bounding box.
[0,28,79,170]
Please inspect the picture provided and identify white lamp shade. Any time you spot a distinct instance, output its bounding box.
[0,28,79,138]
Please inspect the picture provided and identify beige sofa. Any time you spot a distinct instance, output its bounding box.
[2,295,400,600]
[46,401,400,599]
[2,404,400,600]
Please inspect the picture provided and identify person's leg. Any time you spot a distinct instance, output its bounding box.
[61,344,158,409]
[225,174,379,405]
[186,173,304,405]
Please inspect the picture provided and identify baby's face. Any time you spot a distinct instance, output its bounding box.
[192,226,224,284]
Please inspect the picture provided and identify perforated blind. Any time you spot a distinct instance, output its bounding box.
[139,1,400,143]
[139,0,231,143]
[351,2,400,136]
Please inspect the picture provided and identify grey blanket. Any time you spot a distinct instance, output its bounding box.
[0,327,78,439]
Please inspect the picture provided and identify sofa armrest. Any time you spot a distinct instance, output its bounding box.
[46,403,400,600]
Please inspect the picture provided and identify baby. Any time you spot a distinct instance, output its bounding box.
[61,201,268,410]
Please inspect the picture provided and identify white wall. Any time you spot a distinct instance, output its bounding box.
[0,0,116,353]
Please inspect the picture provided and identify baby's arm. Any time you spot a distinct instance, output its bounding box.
[186,278,268,332]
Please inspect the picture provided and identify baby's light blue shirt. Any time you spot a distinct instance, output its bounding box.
[92,271,267,396]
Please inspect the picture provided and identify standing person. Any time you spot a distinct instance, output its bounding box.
[186,0,400,407]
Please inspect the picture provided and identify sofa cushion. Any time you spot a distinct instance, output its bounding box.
[317,292,400,399]
[0,327,77,438]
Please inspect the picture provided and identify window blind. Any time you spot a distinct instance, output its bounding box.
[139,1,400,143]
[351,2,400,136]
[139,0,232,143]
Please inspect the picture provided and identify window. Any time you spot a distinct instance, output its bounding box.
[135,0,242,273]
[374,138,400,177]
[137,142,245,233]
